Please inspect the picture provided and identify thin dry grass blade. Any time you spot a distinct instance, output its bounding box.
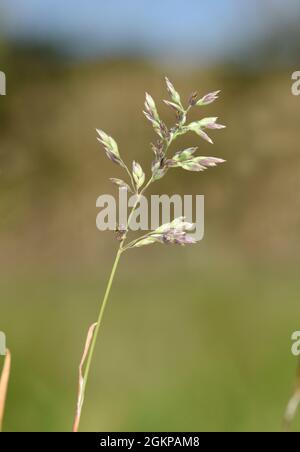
[283,357,300,432]
[73,323,97,432]
[0,349,11,432]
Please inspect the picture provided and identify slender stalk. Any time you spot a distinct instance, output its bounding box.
[72,247,122,432]
[81,248,122,385]
[73,179,153,431]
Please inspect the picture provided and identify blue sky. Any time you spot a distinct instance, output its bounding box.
[1,0,300,63]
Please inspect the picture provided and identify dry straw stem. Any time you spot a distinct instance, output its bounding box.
[0,349,11,432]
[73,323,97,433]
[283,358,300,432]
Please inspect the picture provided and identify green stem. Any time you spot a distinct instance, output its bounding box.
[74,178,153,431]
[83,249,121,403]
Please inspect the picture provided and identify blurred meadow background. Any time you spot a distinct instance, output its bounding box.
[1,0,300,432]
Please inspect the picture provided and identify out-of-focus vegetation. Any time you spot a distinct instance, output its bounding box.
[1,41,300,431]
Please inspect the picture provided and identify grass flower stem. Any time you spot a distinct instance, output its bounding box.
[72,247,122,432]
[74,78,226,431]
[73,181,153,432]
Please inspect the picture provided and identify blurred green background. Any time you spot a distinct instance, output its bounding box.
[1,0,300,432]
